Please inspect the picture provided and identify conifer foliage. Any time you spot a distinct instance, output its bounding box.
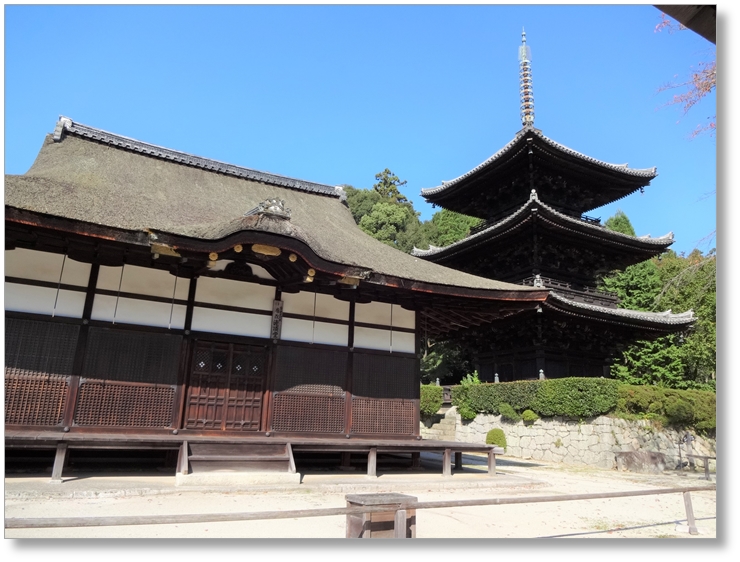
[601,211,716,391]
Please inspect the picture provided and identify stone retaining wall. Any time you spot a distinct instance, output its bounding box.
[421,407,716,471]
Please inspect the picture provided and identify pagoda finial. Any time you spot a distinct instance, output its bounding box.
[518,28,535,127]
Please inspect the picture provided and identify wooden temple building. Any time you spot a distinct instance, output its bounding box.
[5,115,549,480]
[413,31,694,382]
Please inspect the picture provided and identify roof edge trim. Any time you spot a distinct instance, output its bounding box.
[53,116,342,198]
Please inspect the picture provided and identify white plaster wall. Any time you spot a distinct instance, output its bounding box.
[282,291,349,321]
[281,318,348,346]
[195,276,274,310]
[5,283,86,318]
[118,265,189,300]
[354,327,391,351]
[355,302,391,326]
[91,294,186,329]
[5,249,91,286]
[392,307,415,330]
[191,306,271,338]
[390,331,416,354]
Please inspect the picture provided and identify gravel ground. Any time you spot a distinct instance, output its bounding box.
[4,453,717,541]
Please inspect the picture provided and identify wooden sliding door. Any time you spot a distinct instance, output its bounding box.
[185,341,267,431]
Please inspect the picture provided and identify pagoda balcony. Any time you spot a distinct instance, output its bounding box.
[519,276,619,308]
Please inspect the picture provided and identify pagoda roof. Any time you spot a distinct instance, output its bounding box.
[412,190,674,261]
[545,291,694,329]
[420,126,657,216]
[5,117,548,305]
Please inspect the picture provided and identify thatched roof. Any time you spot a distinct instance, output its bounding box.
[5,117,544,296]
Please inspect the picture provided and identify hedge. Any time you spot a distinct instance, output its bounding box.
[616,385,716,430]
[452,377,620,419]
[449,378,715,430]
[420,384,444,417]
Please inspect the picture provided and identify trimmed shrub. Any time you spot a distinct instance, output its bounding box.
[498,402,521,422]
[522,409,539,422]
[467,380,540,414]
[457,403,477,421]
[616,385,716,431]
[486,428,506,450]
[531,378,620,418]
[420,385,444,417]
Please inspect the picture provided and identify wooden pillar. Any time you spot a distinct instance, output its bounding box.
[50,442,68,484]
[410,452,421,471]
[442,448,452,477]
[177,441,189,475]
[455,451,463,470]
[340,452,355,471]
[488,449,497,476]
[367,448,377,477]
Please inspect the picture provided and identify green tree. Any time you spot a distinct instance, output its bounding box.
[373,168,409,204]
[603,209,636,236]
[343,185,382,224]
[358,202,411,248]
[601,211,716,391]
[429,209,482,247]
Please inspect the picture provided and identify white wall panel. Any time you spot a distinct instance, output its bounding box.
[97,265,125,291]
[355,301,391,326]
[195,276,274,310]
[191,307,271,338]
[119,265,189,300]
[282,291,349,321]
[281,318,348,346]
[355,302,413,329]
[392,307,416,330]
[5,249,90,286]
[354,327,392,352]
[91,294,186,329]
[390,331,416,354]
[5,283,85,318]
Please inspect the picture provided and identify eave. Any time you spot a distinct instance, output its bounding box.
[544,291,694,332]
[420,126,657,215]
[413,191,674,263]
[5,206,549,335]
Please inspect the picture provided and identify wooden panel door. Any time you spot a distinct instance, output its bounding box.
[185,341,266,431]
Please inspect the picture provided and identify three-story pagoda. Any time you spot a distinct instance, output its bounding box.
[413,31,694,381]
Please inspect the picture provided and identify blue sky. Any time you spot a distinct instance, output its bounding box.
[4,4,717,255]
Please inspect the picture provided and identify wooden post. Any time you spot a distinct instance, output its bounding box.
[50,442,68,484]
[287,443,296,474]
[488,449,497,476]
[683,492,699,535]
[340,451,355,471]
[394,510,407,539]
[455,451,463,470]
[443,448,452,477]
[367,448,377,477]
[410,452,421,471]
[177,441,189,475]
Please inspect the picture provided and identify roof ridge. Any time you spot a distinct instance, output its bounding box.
[53,116,342,198]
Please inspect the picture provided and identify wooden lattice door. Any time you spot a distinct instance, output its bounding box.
[185,341,267,431]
